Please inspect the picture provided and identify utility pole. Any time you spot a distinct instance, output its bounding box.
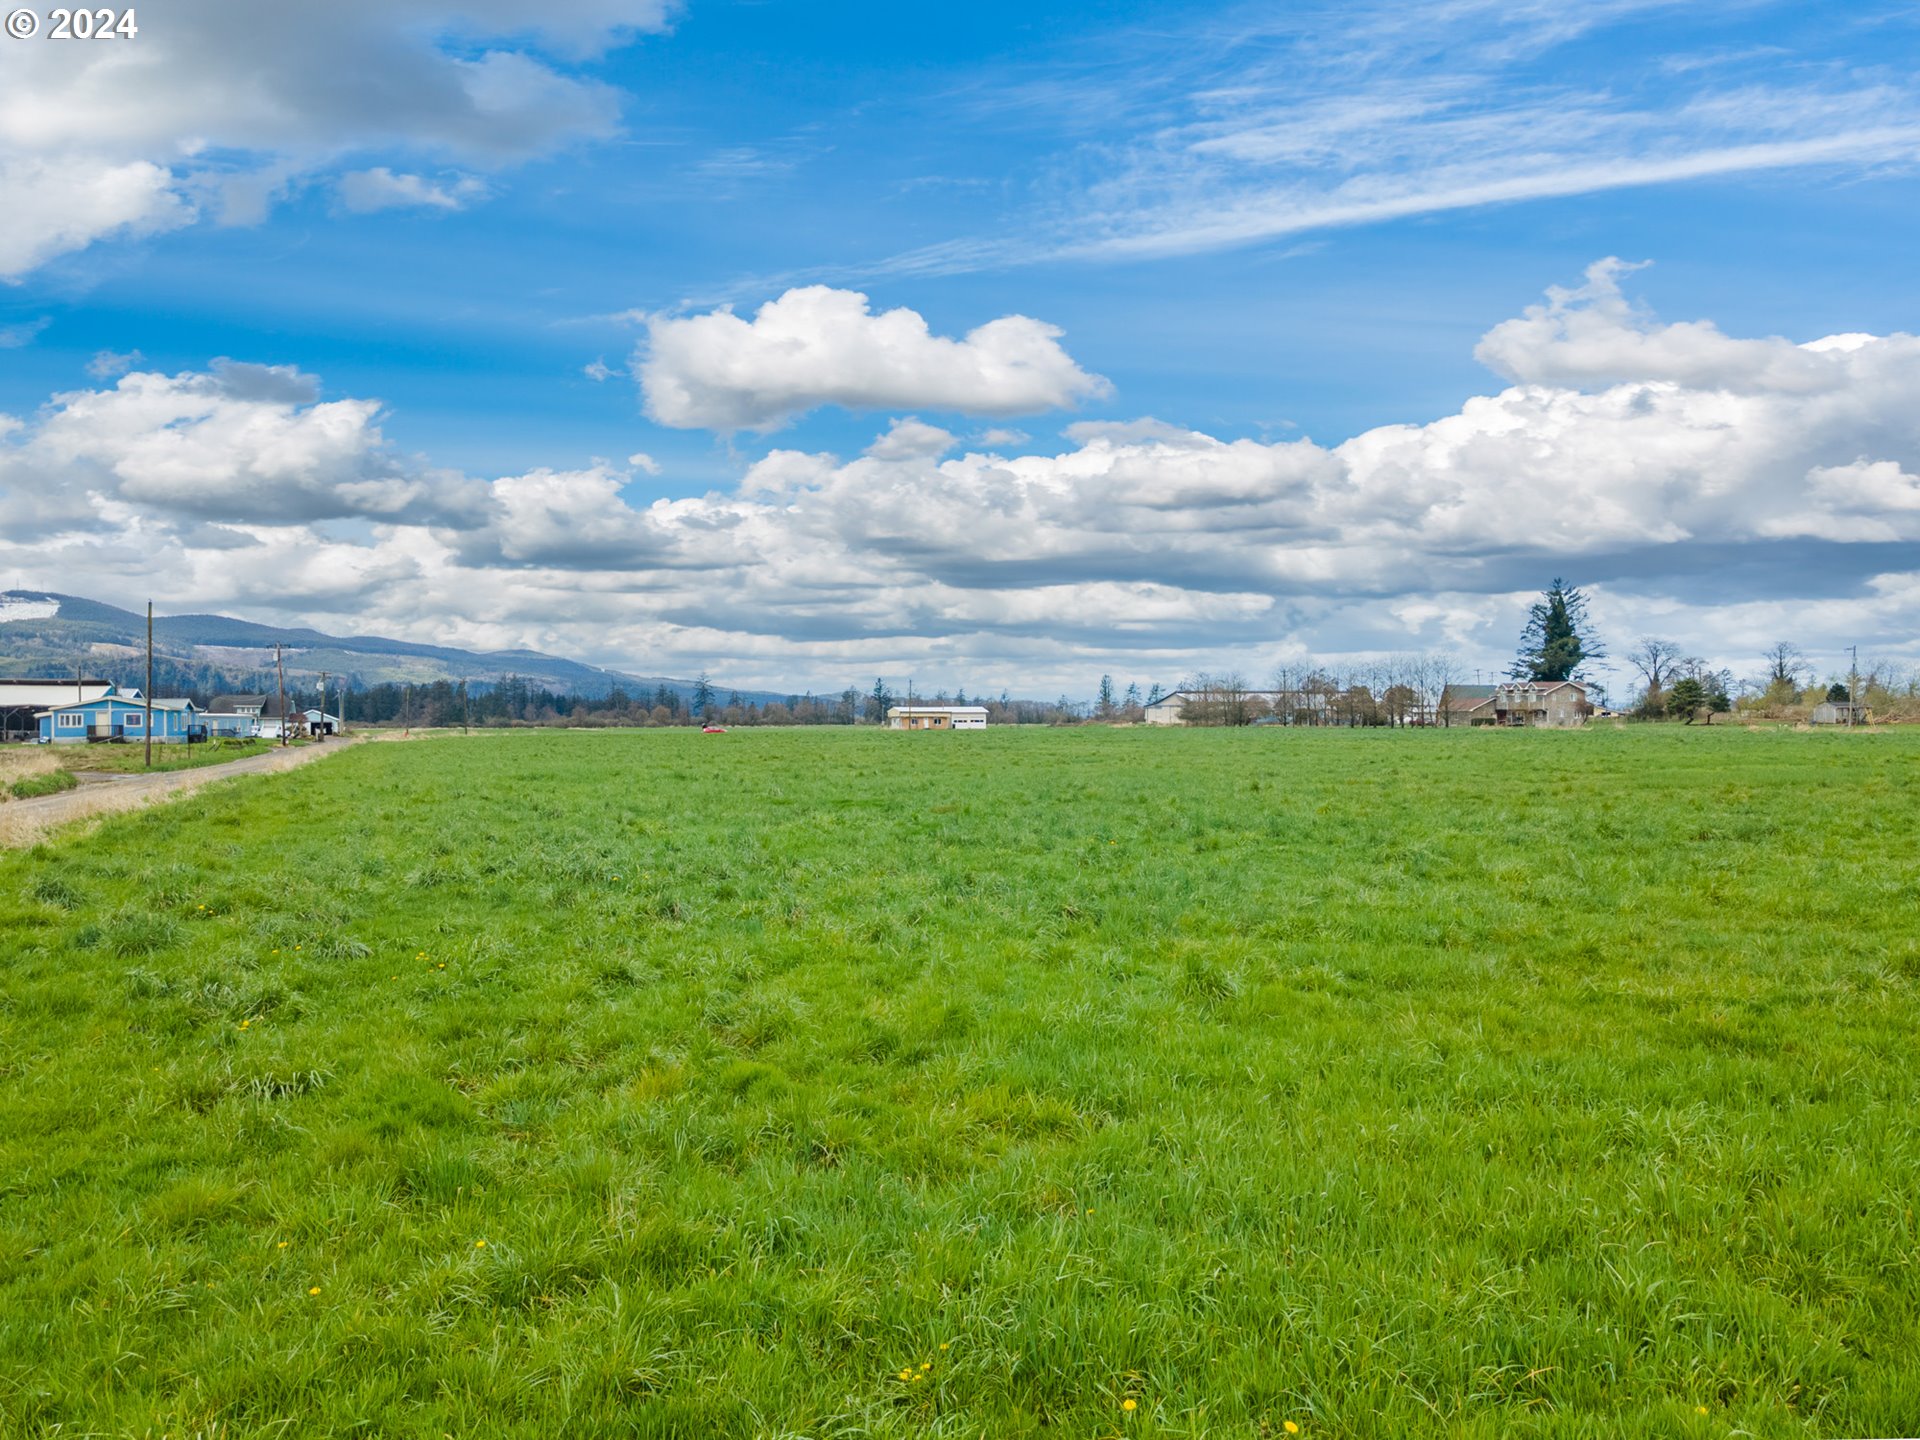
[1850,644,1861,729]
[275,643,288,747]
[319,671,329,741]
[144,600,153,768]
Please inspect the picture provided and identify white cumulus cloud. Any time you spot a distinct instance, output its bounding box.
[0,0,672,278]
[0,360,487,534]
[637,286,1112,431]
[0,158,193,282]
[3,263,1918,693]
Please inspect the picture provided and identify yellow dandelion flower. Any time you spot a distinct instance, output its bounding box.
[1696,1406,1708,1416]
[1122,1398,1137,1412]
[939,1343,949,1350]
[898,1369,912,1381]
[308,1286,321,1295]
[271,948,280,955]
[277,1241,289,1249]
[474,1239,487,1248]
[1284,1422,1300,1435]
[921,1361,931,1370]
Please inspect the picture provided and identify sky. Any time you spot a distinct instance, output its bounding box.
[2,0,1919,700]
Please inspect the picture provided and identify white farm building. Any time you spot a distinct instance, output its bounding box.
[886,705,988,730]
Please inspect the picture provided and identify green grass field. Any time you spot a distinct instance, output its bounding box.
[55,738,277,774]
[2,727,1917,1438]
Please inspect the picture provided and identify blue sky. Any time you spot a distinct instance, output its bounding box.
[3,0,1919,696]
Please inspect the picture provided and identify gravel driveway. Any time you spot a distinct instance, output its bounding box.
[0,740,364,848]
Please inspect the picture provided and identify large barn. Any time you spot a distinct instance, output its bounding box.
[1,679,118,742]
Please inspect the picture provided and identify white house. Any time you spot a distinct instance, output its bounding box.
[886,705,988,730]
[257,696,311,740]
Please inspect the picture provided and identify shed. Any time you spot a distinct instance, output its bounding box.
[1810,701,1866,725]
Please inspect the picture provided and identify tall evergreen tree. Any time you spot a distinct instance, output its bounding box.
[1096,674,1116,718]
[691,672,715,717]
[1509,579,1602,681]
[1666,677,1707,722]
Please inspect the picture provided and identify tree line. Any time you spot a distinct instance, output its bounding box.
[256,675,1093,729]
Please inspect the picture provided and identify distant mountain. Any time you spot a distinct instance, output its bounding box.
[0,591,792,704]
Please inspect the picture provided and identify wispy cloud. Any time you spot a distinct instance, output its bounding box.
[868,1,1920,275]
[1071,126,1920,262]
[86,347,143,377]
[0,317,51,348]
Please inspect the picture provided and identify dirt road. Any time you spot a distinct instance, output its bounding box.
[0,740,363,848]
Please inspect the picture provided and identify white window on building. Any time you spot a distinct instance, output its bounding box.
[57,712,83,730]
[124,712,142,729]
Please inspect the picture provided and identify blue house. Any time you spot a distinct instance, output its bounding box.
[37,695,202,744]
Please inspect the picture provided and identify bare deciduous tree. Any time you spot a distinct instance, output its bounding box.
[1764,641,1810,688]
[1626,638,1684,693]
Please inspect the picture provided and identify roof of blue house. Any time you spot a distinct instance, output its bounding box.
[35,695,197,716]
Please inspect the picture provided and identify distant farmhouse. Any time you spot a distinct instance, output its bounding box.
[1,678,115,742]
[1447,680,1593,729]
[205,694,267,738]
[36,691,201,744]
[886,705,988,730]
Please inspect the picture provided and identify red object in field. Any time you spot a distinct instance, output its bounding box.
[702,725,727,734]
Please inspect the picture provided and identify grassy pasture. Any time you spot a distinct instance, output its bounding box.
[1,725,1917,1438]
[55,737,277,774]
